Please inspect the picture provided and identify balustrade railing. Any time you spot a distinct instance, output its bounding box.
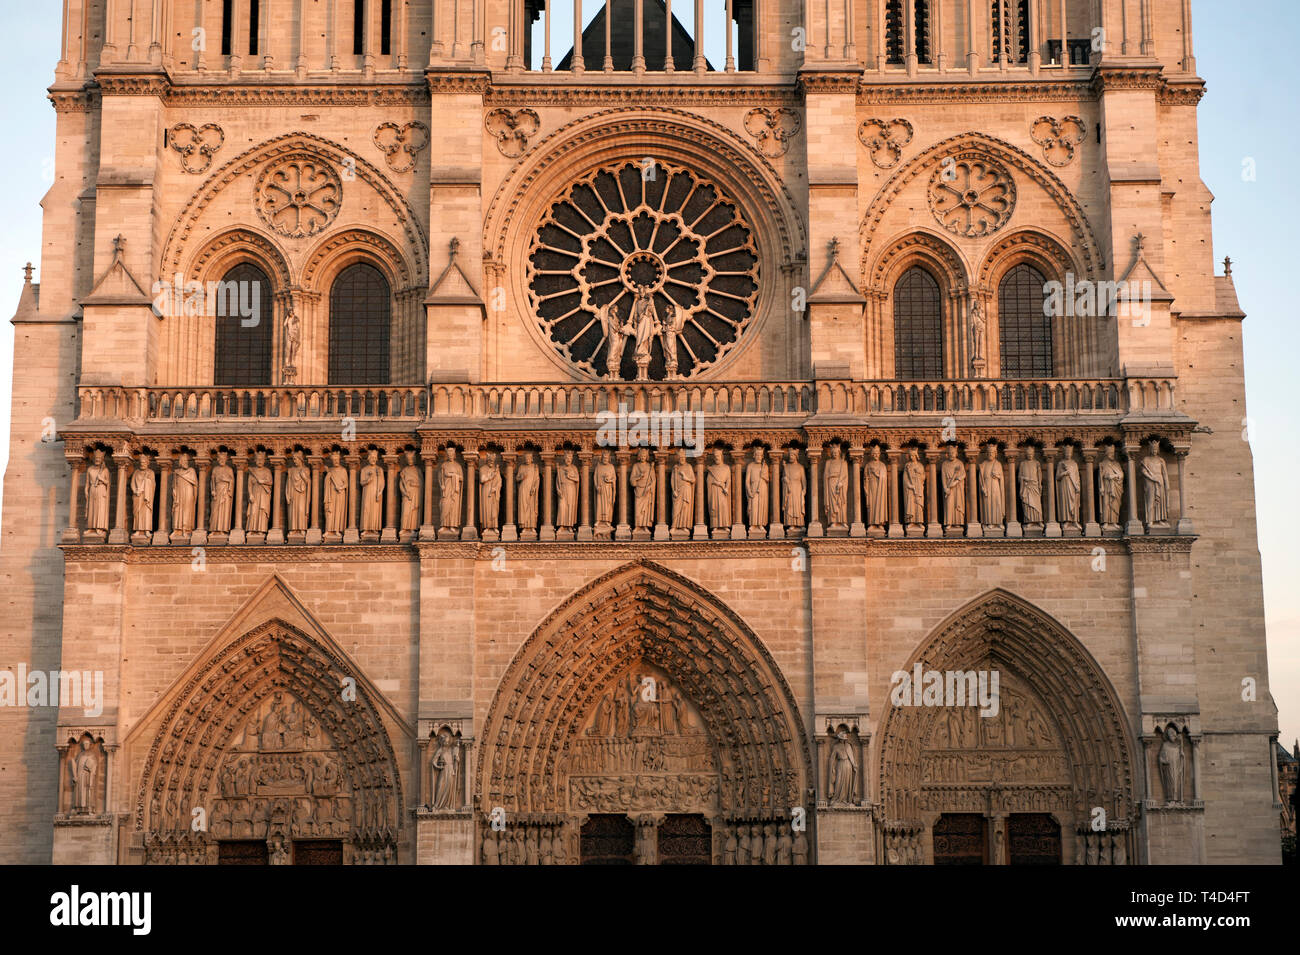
[73,377,1175,424]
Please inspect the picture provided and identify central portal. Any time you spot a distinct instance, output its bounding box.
[477,561,816,865]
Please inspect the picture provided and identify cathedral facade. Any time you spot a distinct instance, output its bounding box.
[0,0,1282,865]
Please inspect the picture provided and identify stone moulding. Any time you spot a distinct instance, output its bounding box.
[59,535,1195,563]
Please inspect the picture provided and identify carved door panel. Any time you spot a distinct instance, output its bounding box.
[292,840,344,865]
[1007,814,1061,865]
[932,813,988,865]
[580,814,636,865]
[657,814,712,865]
[217,840,268,865]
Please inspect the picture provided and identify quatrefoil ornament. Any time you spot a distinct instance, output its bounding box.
[1030,116,1087,167]
[743,108,801,158]
[858,118,914,169]
[485,108,541,159]
[169,123,225,174]
[372,122,430,173]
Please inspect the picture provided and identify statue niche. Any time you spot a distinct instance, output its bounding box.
[562,663,719,815]
[60,732,107,815]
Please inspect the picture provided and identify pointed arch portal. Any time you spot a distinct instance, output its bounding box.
[478,560,815,864]
[877,590,1137,865]
[135,619,405,865]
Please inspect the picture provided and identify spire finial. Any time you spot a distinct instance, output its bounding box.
[22,262,33,283]
[1134,232,1145,254]
[1224,255,1233,276]
[828,236,840,260]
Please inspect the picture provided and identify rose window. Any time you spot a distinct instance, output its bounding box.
[255,157,343,238]
[928,158,1016,238]
[527,161,759,380]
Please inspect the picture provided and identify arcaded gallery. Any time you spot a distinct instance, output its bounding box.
[0,0,1282,865]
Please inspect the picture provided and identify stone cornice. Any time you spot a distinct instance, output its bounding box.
[426,69,493,94]
[1090,65,1165,94]
[798,70,862,94]
[61,534,1195,563]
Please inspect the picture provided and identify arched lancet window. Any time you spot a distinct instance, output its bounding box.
[353,0,367,56]
[214,263,273,386]
[886,0,932,65]
[885,0,905,64]
[991,0,1031,63]
[998,263,1053,377]
[894,267,944,380]
[329,262,391,385]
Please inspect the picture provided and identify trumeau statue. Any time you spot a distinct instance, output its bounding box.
[209,450,235,534]
[630,448,655,532]
[172,452,198,536]
[782,449,805,528]
[359,448,385,536]
[1098,445,1124,527]
[828,727,858,805]
[85,449,112,534]
[1141,439,1170,527]
[438,448,464,530]
[1018,446,1043,525]
[399,450,422,534]
[902,447,925,527]
[555,449,580,532]
[823,444,848,528]
[285,450,311,534]
[671,449,695,531]
[594,450,616,530]
[516,450,540,534]
[865,445,888,528]
[1056,445,1081,526]
[323,450,348,537]
[706,448,731,529]
[246,451,272,534]
[941,444,966,527]
[429,728,461,811]
[479,451,502,531]
[1157,723,1184,804]
[745,447,769,529]
[978,443,1005,527]
[130,453,156,536]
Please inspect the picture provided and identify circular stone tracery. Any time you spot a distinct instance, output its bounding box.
[526,160,759,380]
[927,157,1016,238]
[255,156,343,238]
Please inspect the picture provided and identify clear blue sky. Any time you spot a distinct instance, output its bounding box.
[0,1,1294,746]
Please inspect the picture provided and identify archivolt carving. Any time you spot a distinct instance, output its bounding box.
[183,228,292,290]
[133,619,405,861]
[878,589,1136,831]
[976,229,1078,290]
[301,227,418,290]
[860,133,1104,280]
[483,107,806,269]
[162,132,428,287]
[478,560,814,819]
[867,230,970,295]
